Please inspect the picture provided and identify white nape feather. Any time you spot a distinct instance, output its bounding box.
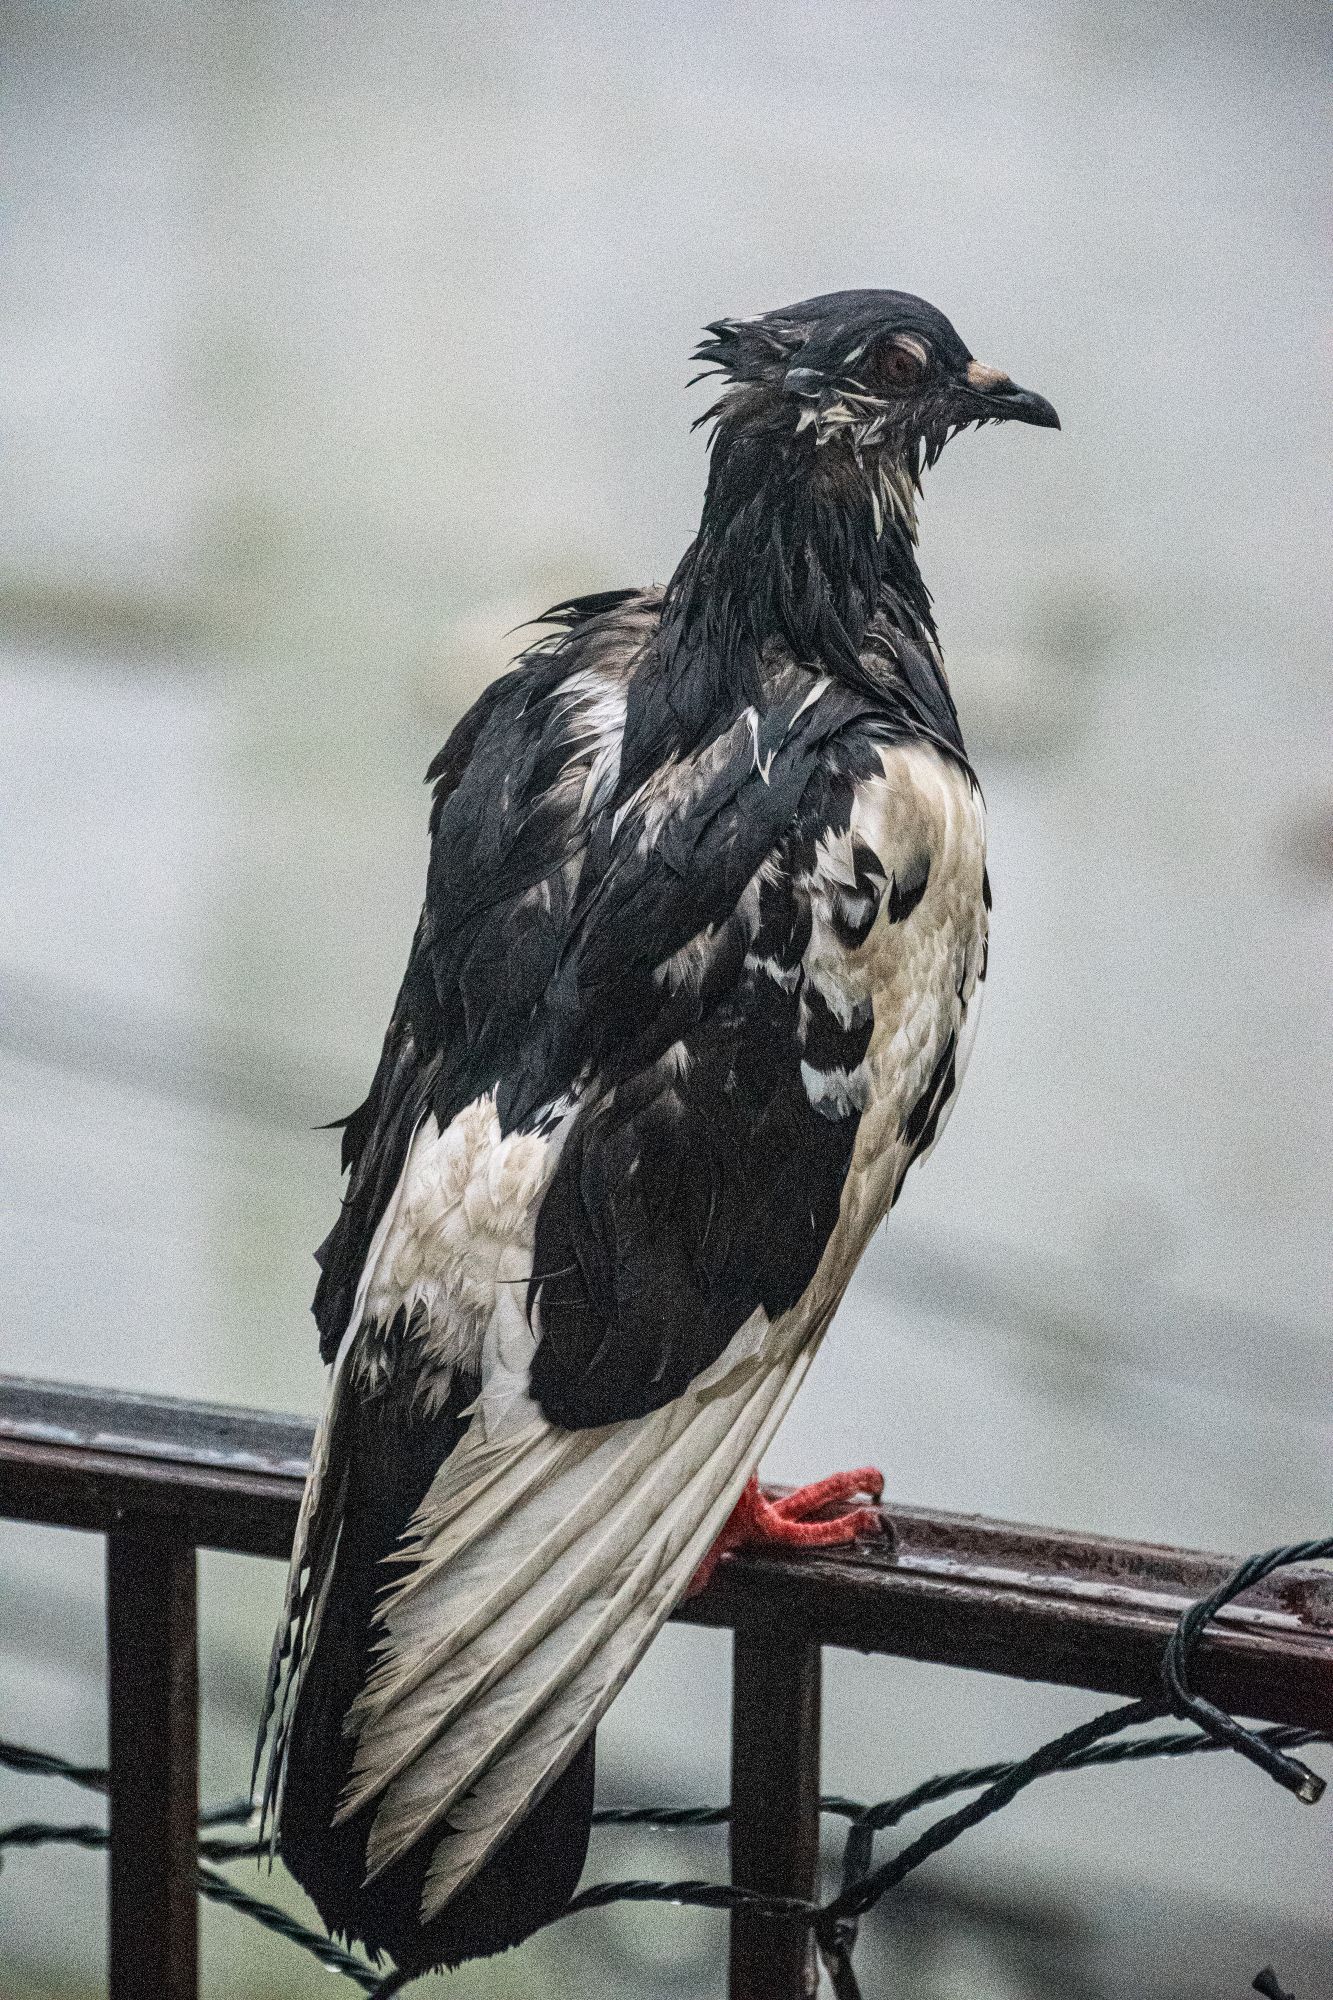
[787,674,831,728]
[801,1059,871,1118]
[746,952,801,993]
[746,706,775,783]
[552,666,628,820]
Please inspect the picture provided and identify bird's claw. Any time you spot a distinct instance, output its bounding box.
[688,1468,885,1596]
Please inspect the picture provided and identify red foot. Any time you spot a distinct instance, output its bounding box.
[688,1468,885,1596]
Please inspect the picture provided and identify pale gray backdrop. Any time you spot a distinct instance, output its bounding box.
[1,3,1330,1994]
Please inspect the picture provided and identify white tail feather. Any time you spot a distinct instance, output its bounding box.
[338,1396,709,1823]
[413,1330,824,1920]
[375,1421,602,1598]
[340,1309,827,1911]
[349,1414,685,1735]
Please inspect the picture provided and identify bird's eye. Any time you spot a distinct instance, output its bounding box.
[868,337,929,391]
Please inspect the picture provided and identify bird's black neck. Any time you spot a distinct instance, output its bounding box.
[660,404,937,725]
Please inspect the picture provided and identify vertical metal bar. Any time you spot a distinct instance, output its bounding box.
[729,1614,822,2000]
[107,1529,199,2000]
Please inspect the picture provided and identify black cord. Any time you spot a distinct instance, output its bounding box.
[196,1863,384,1989]
[0,1535,1327,1997]
[1160,1538,1333,1804]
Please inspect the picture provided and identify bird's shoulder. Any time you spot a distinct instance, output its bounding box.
[312,590,660,1356]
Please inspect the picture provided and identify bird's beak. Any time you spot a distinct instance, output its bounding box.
[963,359,1061,430]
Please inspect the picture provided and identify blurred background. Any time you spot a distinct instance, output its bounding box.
[1,1,1330,1994]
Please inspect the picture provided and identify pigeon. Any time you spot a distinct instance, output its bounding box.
[256,287,1059,1974]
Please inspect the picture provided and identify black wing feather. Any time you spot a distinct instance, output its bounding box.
[527,718,886,1427]
[313,599,655,1358]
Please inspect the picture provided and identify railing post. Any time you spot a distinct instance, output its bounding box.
[106,1528,199,2000]
[729,1612,822,2000]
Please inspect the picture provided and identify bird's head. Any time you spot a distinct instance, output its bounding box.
[694,288,1059,496]
[673,288,1059,689]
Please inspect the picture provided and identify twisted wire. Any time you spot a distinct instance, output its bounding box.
[0,1537,1327,1999]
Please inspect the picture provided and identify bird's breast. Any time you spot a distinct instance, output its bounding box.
[796,740,988,1316]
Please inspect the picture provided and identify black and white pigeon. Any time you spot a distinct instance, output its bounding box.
[256,288,1059,1974]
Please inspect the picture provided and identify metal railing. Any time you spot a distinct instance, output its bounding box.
[2,1371,1331,1999]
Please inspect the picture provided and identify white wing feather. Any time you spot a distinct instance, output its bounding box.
[340,1308,825,1917]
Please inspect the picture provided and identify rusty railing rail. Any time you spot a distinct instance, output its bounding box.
[2,1371,1331,2000]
